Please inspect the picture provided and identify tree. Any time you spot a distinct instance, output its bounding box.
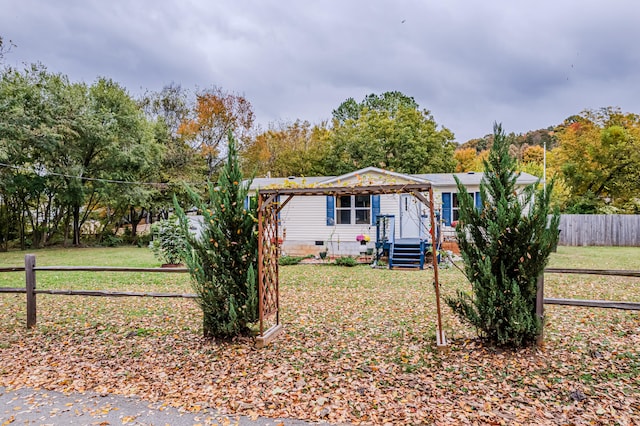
[241,120,331,177]
[175,132,258,338]
[0,64,79,248]
[140,83,197,179]
[552,107,640,212]
[445,123,560,347]
[332,91,419,124]
[0,36,14,63]
[139,83,202,218]
[522,145,544,164]
[0,63,166,247]
[178,87,254,179]
[454,147,479,172]
[59,78,162,244]
[326,92,456,174]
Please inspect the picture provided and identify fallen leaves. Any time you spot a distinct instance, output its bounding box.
[0,262,639,424]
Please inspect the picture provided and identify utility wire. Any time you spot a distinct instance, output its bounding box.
[0,162,209,186]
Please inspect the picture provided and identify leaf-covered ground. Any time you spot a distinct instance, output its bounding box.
[0,247,639,425]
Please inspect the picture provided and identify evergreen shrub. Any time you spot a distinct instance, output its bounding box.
[445,123,560,347]
[174,133,258,339]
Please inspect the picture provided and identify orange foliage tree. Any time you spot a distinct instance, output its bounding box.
[522,145,544,164]
[241,120,331,177]
[178,87,254,179]
[454,147,479,172]
[552,107,640,212]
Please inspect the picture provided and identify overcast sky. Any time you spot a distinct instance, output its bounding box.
[2,0,640,142]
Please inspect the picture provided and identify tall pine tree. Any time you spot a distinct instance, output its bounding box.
[175,132,258,338]
[446,123,559,347]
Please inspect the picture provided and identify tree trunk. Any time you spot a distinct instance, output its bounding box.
[73,204,81,246]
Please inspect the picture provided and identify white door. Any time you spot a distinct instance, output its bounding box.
[400,194,422,239]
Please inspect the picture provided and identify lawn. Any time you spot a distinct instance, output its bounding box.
[0,246,638,424]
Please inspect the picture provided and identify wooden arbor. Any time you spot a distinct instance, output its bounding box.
[255,183,447,349]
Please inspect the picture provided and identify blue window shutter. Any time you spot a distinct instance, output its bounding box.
[244,196,249,209]
[326,196,335,226]
[475,192,482,210]
[371,195,380,225]
[442,193,452,226]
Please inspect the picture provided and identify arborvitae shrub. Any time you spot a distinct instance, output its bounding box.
[445,123,560,347]
[174,133,258,339]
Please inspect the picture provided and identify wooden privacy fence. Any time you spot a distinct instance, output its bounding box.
[1,255,639,332]
[558,214,640,246]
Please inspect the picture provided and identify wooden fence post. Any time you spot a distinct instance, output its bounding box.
[25,254,36,328]
[536,273,544,346]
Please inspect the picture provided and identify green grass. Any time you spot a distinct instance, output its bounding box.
[548,245,640,270]
[0,246,192,293]
[0,244,637,301]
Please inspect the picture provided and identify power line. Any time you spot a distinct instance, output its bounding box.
[0,162,209,186]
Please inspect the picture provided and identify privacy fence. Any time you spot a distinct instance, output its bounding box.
[558,214,640,246]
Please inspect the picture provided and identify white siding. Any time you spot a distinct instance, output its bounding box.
[380,193,401,240]
[280,195,384,256]
[279,196,326,241]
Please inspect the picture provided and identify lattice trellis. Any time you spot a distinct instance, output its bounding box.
[255,183,445,350]
[257,193,280,341]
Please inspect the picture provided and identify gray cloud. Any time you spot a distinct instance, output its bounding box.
[2,0,640,142]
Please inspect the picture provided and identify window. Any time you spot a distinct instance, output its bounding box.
[451,192,477,223]
[336,195,371,225]
[452,193,461,223]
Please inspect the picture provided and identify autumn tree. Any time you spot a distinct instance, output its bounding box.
[241,120,331,177]
[325,92,456,174]
[140,83,196,178]
[460,128,555,155]
[454,147,479,172]
[522,145,544,164]
[178,87,254,179]
[552,107,640,213]
[175,133,258,338]
[140,83,201,215]
[459,135,493,153]
[446,123,560,347]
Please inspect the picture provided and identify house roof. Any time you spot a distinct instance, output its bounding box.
[248,168,539,191]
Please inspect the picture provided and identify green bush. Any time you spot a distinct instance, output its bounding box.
[445,123,560,348]
[148,217,186,264]
[135,232,152,248]
[279,256,305,266]
[334,256,359,267]
[174,133,258,339]
[99,233,123,247]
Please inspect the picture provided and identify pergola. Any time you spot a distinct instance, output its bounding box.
[255,182,447,349]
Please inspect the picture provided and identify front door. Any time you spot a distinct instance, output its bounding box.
[400,194,423,239]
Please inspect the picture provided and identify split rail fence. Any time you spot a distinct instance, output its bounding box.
[0,255,639,331]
